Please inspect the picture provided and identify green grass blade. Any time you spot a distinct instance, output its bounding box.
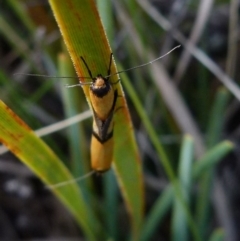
[6,0,35,32]
[193,141,234,179]
[194,141,233,241]
[103,170,118,239]
[140,185,174,241]
[172,135,194,241]
[0,15,32,64]
[208,229,225,241]
[120,66,201,241]
[48,1,144,239]
[206,88,229,147]
[195,88,231,239]
[0,100,102,241]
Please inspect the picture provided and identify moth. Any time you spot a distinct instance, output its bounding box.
[80,54,118,173]
[15,45,180,187]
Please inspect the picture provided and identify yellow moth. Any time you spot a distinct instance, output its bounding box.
[15,46,180,187]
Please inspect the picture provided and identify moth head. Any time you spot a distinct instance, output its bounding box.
[92,75,108,89]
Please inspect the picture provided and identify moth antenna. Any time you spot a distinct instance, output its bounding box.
[64,84,82,88]
[13,73,93,80]
[65,84,82,88]
[105,45,181,78]
[46,170,95,189]
[65,81,93,88]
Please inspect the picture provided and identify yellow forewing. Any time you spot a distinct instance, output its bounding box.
[91,134,113,172]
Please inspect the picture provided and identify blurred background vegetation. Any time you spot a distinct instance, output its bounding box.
[0,0,239,240]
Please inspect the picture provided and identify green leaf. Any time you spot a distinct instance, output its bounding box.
[140,185,174,241]
[48,0,144,239]
[0,100,102,241]
[208,229,225,241]
[193,141,234,179]
[172,135,194,241]
[120,65,201,241]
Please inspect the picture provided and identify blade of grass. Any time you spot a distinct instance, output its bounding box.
[6,0,35,32]
[103,170,118,239]
[0,100,103,241]
[226,0,239,77]
[193,141,234,241]
[193,141,234,179]
[48,1,144,239]
[120,66,201,241]
[0,15,33,65]
[196,88,230,239]
[208,229,225,241]
[140,185,174,241]
[206,88,229,147]
[172,135,194,241]
[0,110,92,155]
[0,70,36,124]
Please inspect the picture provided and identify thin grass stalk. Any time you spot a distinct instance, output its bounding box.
[172,135,194,241]
[120,69,201,241]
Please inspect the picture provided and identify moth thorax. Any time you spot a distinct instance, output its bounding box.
[91,75,111,98]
